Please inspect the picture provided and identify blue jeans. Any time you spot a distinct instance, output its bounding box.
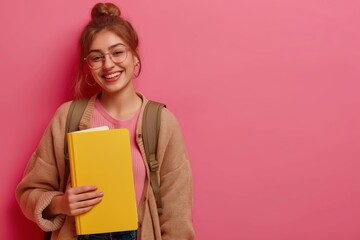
[77,230,137,240]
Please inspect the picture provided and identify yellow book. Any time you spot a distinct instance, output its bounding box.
[67,127,138,235]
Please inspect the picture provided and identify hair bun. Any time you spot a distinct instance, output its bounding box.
[91,2,121,20]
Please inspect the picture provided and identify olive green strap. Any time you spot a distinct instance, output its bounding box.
[63,99,89,191]
[142,101,166,215]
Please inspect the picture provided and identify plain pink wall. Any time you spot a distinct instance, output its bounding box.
[2,0,360,239]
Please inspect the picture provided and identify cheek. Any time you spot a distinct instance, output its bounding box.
[124,62,135,74]
[125,66,134,75]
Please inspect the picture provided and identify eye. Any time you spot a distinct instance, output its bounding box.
[112,49,125,57]
[90,54,103,62]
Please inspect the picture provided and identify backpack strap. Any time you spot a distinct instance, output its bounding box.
[63,99,89,191]
[142,101,166,215]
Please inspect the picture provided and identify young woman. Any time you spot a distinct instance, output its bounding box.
[16,3,194,240]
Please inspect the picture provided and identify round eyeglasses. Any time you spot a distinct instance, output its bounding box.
[84,44,128,69]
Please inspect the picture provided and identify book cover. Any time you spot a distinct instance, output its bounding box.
[67,128,138,235]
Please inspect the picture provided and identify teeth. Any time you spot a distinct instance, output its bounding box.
[104,72,121,79]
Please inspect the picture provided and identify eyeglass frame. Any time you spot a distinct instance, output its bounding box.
[83,43,129,70]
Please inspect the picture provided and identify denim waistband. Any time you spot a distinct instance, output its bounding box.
[78,230,137,240]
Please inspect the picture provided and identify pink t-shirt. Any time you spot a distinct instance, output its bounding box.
[90,99,146,205]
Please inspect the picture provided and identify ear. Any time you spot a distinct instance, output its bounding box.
[133,49,140,65]
[133,55,140,65]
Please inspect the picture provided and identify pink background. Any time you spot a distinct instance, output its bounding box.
[2,0,360,239]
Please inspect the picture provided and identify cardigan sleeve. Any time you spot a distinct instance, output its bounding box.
[15,102,71,232]
[157,109,195,240]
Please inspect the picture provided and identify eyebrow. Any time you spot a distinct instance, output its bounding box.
[88,43,126,53]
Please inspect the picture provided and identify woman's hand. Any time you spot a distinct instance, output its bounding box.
[44,182,103,218]
[59,183,104,216]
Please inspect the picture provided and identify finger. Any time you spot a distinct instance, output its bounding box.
[69,185,98,195]
[75,191,104,202]
[70,206,93,216]
[72,196,103,210]
[74,197,102,208]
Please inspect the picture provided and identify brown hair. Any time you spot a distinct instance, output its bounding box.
[74,2,141,98]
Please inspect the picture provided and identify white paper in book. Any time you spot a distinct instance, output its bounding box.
[71,125,110,133]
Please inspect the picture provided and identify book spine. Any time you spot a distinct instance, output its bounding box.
[66,133,82,234]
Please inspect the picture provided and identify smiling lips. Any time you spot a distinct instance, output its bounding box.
[103,71,121,82]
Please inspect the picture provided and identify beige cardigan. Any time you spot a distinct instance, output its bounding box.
[16,94,194,240]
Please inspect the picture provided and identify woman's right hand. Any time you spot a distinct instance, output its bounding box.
[45,182,103,218]
[59,182,104,216]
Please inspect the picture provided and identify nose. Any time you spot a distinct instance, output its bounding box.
[103,53,115,69]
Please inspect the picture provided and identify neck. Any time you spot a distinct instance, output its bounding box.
[99,87,142,121]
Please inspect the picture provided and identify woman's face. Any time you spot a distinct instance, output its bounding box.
[87,30,138,95]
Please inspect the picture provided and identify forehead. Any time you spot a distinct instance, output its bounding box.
[90,30,126,50]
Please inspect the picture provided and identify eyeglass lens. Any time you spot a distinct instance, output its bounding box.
[86,46,127,69]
